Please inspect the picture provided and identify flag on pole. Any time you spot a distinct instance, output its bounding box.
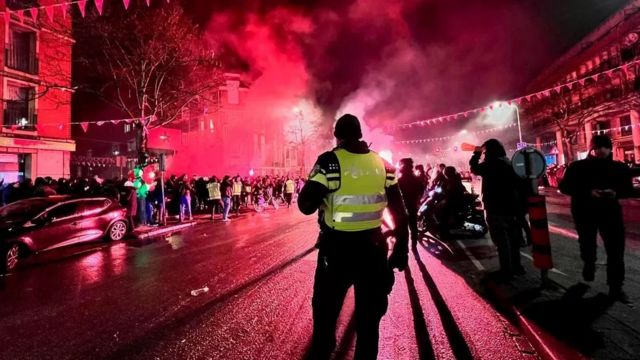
[78,0,87,18]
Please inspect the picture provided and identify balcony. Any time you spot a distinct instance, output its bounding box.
[5,0,40,11]
[5,43,38,75]
[3,103,37,132]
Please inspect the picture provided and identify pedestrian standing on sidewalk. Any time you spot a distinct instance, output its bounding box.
[221,176,233,222]
[179,176,193,222]
[559,135,635,302]
[123,181,137,230]
[470,138,525,280]
[298,114,409,360]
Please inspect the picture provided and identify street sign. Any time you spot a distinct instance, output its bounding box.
[512,147,546,179]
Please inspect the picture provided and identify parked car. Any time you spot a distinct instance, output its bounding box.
[0,196,129,273]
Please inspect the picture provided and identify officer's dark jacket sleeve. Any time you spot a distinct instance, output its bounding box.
[384,161,409,253]
[298,152,333,215]
[469,151,484,176]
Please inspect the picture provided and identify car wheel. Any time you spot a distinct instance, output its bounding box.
[2,243,20,273]
[108,220,128,241]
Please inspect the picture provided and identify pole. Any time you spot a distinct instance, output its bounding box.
[516,105,522,143]
[159,153,167,226]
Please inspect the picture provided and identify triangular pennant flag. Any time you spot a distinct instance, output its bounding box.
[542,90,550,97]
[110,119,121,125]
[123,0,131,10]
[3,11,10,26]
[45,6,54,21]
[95,0,104,15]
[579,79,586,86]
[28,8,38,21]
[146,0,151,6]
[17,10,24,23]
[96,121,105,126]
[77,0,87,18]
[81,122,89,133]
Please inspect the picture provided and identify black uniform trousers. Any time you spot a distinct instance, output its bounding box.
[572,202,625,289]
[310,229,394,360]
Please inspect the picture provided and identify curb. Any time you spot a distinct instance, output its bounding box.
[484,280,587,360]
[135,222,197,240]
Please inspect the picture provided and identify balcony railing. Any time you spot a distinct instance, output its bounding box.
[3,105,37,131]
[5,44,38,75]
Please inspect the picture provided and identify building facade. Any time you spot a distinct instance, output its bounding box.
[152,73,299,177]
[0,0,74,183]
[523,1,640,166]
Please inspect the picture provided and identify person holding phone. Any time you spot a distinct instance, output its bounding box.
[560,135,635,302]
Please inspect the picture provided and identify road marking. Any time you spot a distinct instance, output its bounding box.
[519,252,568,277]
[548,222,579,239]
[455,240,485,271]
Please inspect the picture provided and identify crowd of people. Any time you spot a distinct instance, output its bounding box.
[0,173,306,229]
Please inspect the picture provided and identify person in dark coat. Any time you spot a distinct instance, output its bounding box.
[123,181,137,230]
[560,135,635,302]
[470,139,524,279]
[398,158,425,247]
[430,163,446,191]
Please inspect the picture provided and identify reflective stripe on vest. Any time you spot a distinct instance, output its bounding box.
[322,149,387,232]
[232,182,242,195]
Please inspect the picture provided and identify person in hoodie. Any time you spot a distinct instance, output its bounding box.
[560,135,634,302]
[298,114,409,360]
[470,138,524,280]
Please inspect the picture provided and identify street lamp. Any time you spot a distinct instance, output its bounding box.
[489,101,523,145]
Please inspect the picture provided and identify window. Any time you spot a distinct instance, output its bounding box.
[47,202,80,221]
[78,199,110,216]
[4,84,36,131]
[6,27,38,74]
[595,120,611,134]
[124,124,131,133]
[620,115,633,136]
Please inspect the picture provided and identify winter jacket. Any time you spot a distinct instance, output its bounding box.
[470,152,520,215]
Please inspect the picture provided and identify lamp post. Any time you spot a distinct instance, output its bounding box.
[514,104,523,144]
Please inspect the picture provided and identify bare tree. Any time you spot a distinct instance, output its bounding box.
[73,3,223,164]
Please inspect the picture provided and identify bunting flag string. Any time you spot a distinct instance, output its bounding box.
[394,58,640,130]
[0,0,171,24]
[0,115,154,130]
[395,123,517,144]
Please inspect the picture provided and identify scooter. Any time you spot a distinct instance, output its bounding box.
[417,187,488,240]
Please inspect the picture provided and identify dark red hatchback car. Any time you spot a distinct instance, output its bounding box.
[0,196,129,273]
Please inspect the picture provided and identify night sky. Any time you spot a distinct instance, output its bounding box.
[183,0,629,125]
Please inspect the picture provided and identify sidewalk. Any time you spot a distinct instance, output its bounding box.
[131,220,197,240]
[475,192,640,360]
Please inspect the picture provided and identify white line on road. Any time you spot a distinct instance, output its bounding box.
[519,252,568,277]
[456,240,485,271]
[547,222,579,240]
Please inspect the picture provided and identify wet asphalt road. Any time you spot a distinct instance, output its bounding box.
[0,207,535,360]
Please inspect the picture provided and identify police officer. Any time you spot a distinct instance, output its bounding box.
[560,135,634,302]
[232,176,243,215]
[298,114,409,360]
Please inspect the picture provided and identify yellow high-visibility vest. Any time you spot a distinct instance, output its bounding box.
[207,182,221,200]
[310,148,395,232]
[285,180,295,193]
[232,182,242,196]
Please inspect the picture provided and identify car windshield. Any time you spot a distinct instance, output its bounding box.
[0,199,56,223]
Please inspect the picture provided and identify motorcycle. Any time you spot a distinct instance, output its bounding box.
[417,187,488,240]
